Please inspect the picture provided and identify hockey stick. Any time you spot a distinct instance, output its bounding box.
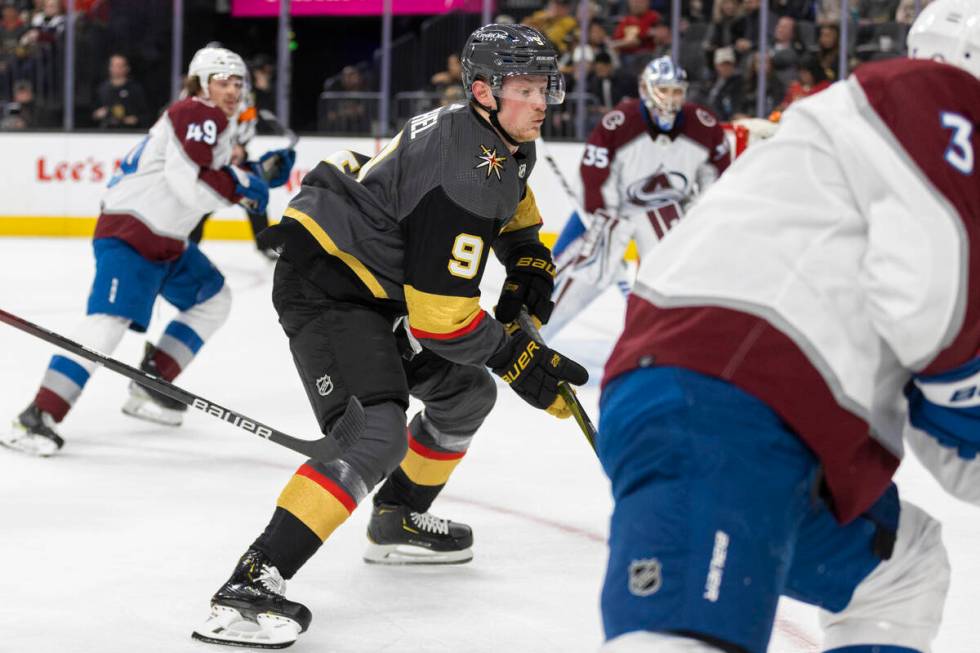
[258,108,299,150]
[0,308,363,462]
[517,307,598,452]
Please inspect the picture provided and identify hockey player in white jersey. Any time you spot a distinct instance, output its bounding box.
[543,56,730,338]
[1,46,294,456]
[595,0,978,651]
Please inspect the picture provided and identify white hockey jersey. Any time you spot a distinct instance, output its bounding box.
[604,58,980,524]
[95,96,241,261]
[581,99,729,230]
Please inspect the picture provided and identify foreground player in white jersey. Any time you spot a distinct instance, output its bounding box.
[543,56,729,338]
[596,1,978,651]
[1,46,292,456]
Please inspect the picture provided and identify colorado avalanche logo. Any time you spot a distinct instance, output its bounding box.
[625,169,689,208]
[602,110,626,131]
[696,108,717,127]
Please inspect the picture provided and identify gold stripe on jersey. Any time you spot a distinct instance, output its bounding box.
[404,285,481,336]
[356,131,403,182]
[283,206,389,299]
[276,474,352,541]
[500,185,543,234]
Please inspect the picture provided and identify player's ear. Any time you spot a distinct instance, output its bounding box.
[471,80,496,109]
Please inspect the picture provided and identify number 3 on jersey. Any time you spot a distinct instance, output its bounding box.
[186,120,218,145]
[941,112,974,175]
[448,234,484,279]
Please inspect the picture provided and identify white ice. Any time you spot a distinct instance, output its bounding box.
[0,239,976,653]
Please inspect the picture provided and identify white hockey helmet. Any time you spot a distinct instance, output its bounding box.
[188,47,247,98]
[639,56,689,131]
[907,0,980,79]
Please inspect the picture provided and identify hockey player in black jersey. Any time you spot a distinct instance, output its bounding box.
[192,24,588,648]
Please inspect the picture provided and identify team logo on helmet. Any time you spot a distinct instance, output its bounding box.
[475,145,507,180]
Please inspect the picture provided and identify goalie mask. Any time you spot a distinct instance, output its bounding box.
[907,0,980,79]
[639,56,689,131]
[188,47,247,99]
[461,24,565,106]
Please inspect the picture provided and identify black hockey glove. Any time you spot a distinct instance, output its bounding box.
[495,243,556,326]
[487,329,588,418]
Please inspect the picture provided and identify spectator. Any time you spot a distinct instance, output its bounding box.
[612,0,663,59]
[27,0,63,45]
[733,0,762,57]
[858,0,899,24]
[736,50,785,118]
[249,53,275,113]
[559,19,621,75]
[815,0,858,24]
[895,0,930,24]
[92,53,147,128]
[776,53,829,111]
[772,0,816,19]
[1,4,26,53]
[683,0,714,22]
[521,0,578,54]
[322,65,370,133]
[586,51,632,118]
[704,45,743,120]
[771,15,804,85]
[814,23,842,81]
[703,0,742,66]
[438,84,465,107]
[430,53,463,93]
[0,100,27,129]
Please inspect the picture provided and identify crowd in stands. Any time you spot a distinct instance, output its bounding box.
[0,0,931,135]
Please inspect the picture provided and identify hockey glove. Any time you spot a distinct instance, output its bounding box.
[905,357,980,459]
[487,329,588,418]
[257,148,296,188]
[226,165,270,213]
[495,242,556,326]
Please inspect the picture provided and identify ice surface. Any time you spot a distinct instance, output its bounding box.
[0,239,976,653]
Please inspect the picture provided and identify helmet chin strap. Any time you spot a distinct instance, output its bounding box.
[473,98,521,147]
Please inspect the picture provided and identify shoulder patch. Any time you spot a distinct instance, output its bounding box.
[602,110,627,131]
[696,108,717,127]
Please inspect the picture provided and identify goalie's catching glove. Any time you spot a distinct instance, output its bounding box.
[487,329,588,417]
[495,242,556,325]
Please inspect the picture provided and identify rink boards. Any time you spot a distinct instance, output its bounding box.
[0,133,584,243]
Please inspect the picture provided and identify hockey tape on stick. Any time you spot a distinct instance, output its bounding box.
[517,307,598,452]
[0,308,362,462]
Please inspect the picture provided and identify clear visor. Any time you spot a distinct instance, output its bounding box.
[493,73,566,105]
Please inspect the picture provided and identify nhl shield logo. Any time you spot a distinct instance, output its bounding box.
[316,374,334,396]
[628,558,662,597]
[518,162,527,178]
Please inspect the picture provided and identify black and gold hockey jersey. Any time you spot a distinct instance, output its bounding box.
[270,103,545,366]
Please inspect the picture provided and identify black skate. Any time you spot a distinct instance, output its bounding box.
[1,403,64,457]
[364,503,473,565]
[192,548,312,649]
[121,342,187,426]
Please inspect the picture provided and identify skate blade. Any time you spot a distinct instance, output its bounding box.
[0,423,60,457]
[191,605,301,649]
[363,542,473,566]
[121,397,184,427]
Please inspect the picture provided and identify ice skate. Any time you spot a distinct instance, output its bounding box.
[364,503,473,565]
[120,343,186,426]
[192,548,312,649]
[1,403,64,457]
